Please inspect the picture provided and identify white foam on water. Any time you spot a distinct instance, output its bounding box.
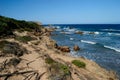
[63,27,77,32]
[94,32,99,34]
[83,31,89,34]
[108,33,120,36]
[56,26,60,29]
[70,51,78,57]
[56,29,62,31]
[104,45,120,53]
[108,33,112,35]
[70,38,74,40]
[60,27,78,34]
[68,28,76,32]
[114,33,120,36]
[63,27,70,31]
[81,40,96,44]
[101,29,120,32]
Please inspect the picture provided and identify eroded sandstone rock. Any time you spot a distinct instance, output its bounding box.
[73,45,80,51]
[57,46,70,52]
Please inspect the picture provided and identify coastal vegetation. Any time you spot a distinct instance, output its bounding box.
[72,60,86,68]
[45,56,70,80]
[15,36,36,43]
[45,56,55,64]
[0,40,27,57]
[0,40,10,50]
[0,15,42,37]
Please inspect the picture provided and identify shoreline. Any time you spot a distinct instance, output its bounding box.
[0,27,118,80]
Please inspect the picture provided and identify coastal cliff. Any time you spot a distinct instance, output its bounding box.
[0,16,118,80]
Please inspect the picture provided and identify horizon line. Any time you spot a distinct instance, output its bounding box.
[43,23,120,25]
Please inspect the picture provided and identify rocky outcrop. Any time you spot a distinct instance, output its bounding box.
[57,46,70,52]
[73,45,80,51]
[75,31,84,35]
[89,32,95,34]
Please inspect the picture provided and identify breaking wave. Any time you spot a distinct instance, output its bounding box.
[81,40,96,44]
[104,45,120,53]
[101,29,120,33]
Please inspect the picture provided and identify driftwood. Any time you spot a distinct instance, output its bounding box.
[0,70,35,77]
[27,60,36,66]
[24,72,36,80]
[35,72,46,80]
[23,72,36,80]
[3,59,8,68]
[23,72,46,80]
[0,70,46,80]
[0,59,8,71]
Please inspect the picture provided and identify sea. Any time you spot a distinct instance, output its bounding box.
[46,24,120,78]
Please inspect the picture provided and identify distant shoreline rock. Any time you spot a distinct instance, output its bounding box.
[73,45,80,51]
[57,46,70,52]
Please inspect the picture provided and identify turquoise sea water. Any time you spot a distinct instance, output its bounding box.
[49,24,120,78]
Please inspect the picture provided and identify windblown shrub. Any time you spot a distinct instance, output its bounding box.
[15,36,36,43]
[72,60,86,68]
[0,40,27,57]
[0,15,43,37]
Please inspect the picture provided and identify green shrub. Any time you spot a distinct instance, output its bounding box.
[0,40,27,57]
[45,57,55,64]
[45,57,70,75]
[0,40,10,50]
[45,57,71,80]
[0,15,43,37]
[72,60,86,68]
[60,64,70,75]
[15,36,35,43]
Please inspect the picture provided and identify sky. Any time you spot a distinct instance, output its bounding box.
[0,0,120,24]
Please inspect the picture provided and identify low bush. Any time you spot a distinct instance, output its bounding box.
[7,58,21,66]
[45,57,55,64]
[72,60,86,68]
[0,40,10,50]
[15,36,35,43]
[0,15,43,37]
[0,40,27,57]
[45,56,70,79]
[60,64,70,75]
[49,62,70,80]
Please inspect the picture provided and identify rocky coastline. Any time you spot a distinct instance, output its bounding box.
[0,26,118,80]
